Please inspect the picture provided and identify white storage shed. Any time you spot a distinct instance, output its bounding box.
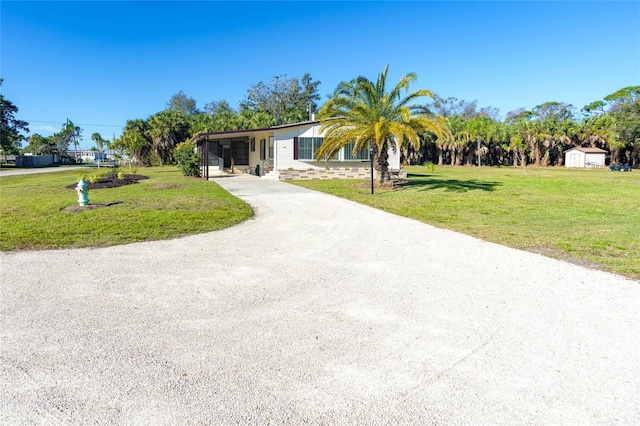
[564,147,607,168]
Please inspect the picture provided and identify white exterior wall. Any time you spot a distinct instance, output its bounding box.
[565,150,585,168]
[387,144,401,170]
[247,131,273,172]
[274,124,317,171]
[565,149,606,168]
[585,153,605,167]
[275,123,400,171]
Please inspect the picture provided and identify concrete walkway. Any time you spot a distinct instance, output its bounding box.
[1,174,639,424]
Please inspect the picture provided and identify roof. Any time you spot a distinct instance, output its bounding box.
[565,147,607,154]
[192,120,320,142]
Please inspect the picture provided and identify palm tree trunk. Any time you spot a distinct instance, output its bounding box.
[374,141,390,183]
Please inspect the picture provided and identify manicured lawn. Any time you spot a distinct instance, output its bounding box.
[291,166,640,280]
[0,167,253,250]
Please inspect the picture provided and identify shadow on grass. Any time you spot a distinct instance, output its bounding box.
[401,173,501,192]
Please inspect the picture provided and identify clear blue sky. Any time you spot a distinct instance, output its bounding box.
[2,1,639,149]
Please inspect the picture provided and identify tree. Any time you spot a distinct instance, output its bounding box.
[464,116,496,166]
[432,96,479,118]
[148,110,190,164]
[317,65,449,183]
[60,120,82,160]
[91,132,107,151]
[438,114,466,166]
[167,90,198,115]
[240,73,321,125]
[504,102,575,166]
[608,88,640,165]
[0,79,29,154]
[195,99,239,133]
[112,119,153,166]
[26,134,56,155]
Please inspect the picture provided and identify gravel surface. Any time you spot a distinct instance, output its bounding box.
[2,174,639,424]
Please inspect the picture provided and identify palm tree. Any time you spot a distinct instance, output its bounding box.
[91,132,105,151]
[148,110,189,164]
[437,115,465,166]
[317,65,449,183]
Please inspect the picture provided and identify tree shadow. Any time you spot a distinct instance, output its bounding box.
[397,173,501,192]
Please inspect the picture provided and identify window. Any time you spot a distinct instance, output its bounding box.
[260,139,266,160]
[343,141,370,161]
[269,136,274,159]
[232,140,249,165]
[207,141,220,166]
[298,137,323,160]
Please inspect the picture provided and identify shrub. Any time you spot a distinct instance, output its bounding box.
[89,174,99,184]
[174,142,201,177]
[117,171,125,180]
[103,168,119,179]
[148,151,162,167]
[426,161,436,174]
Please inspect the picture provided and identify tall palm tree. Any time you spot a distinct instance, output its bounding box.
[317,66,449,183]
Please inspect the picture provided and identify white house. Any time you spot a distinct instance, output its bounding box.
[564,147,607,168]
[193,120,402,180]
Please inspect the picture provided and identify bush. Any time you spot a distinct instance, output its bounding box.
[174,142,201,177]
[103,168,119,179]
[426,161,436,174]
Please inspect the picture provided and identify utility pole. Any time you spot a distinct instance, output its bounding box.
[370,145,374,195]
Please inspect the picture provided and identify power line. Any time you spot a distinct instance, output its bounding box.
[25,119,123,128]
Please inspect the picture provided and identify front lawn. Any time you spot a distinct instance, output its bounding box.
[291,166,640,280]
[0,167,253,250]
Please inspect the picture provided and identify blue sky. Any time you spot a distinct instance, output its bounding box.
[2,1,639,149]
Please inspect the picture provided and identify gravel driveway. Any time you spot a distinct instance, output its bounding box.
[2,174,639,424]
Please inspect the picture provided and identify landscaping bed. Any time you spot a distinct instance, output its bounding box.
[65,174,148,190]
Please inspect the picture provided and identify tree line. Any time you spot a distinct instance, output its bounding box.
[2,73,638,169]
[410,87,640,168]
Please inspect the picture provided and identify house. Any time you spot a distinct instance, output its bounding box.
[564,147,607,168]
[192,120,401,180]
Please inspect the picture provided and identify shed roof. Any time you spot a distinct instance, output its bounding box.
[565,147,607,154]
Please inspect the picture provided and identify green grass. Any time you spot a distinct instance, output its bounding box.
[0,167,253,250]
[291,166,640,280]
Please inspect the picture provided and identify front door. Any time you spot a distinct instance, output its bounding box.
[223,147,231,168]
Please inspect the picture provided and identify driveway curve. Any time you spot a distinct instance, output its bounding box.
[2,174,639,424]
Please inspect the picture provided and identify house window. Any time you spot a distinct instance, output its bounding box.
[208,141,220,166]
[299,137,323,160]
[343,141,370,161]
[232,140,249,165]
[260,139,266,160]
[269,136,274,159]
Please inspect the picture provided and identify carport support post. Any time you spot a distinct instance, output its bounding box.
[370,146,374,195]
